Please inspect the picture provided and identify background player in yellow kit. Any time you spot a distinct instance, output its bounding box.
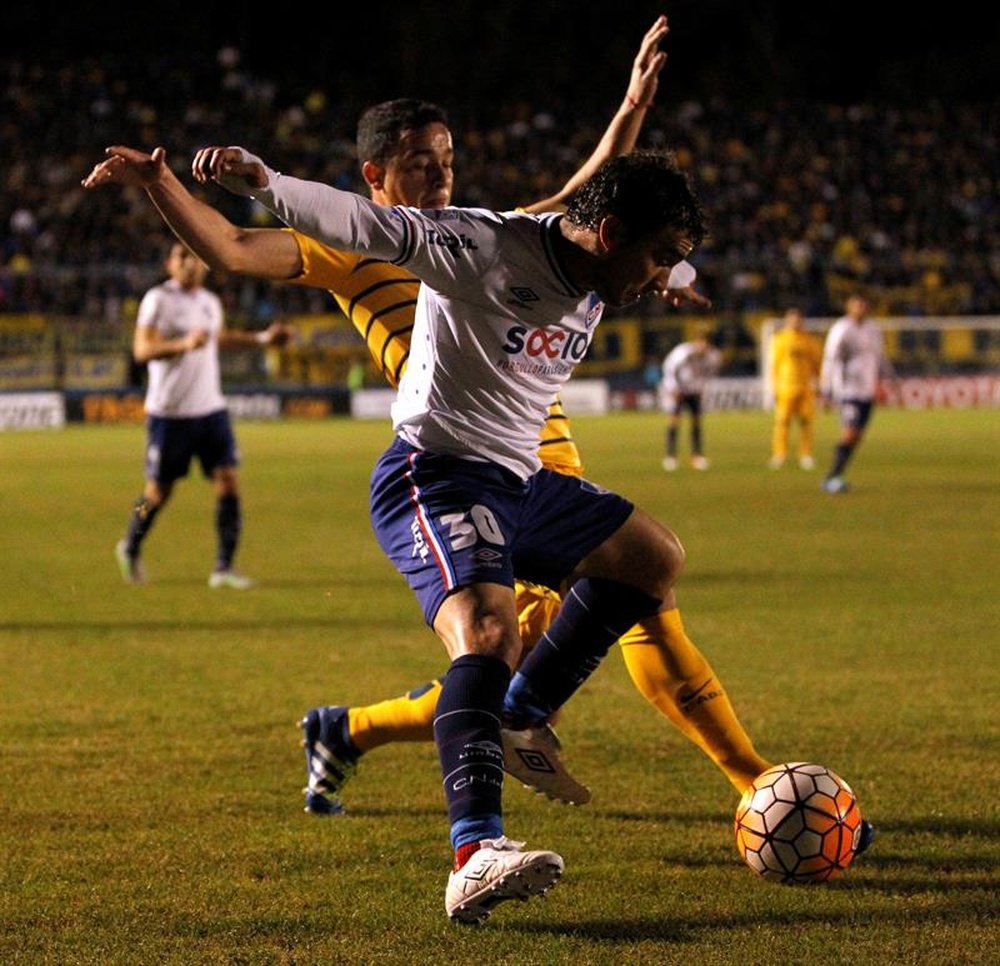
[83,14,772,812]
[768,306,823,470]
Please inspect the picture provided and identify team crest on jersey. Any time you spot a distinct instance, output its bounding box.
[585,293,603,328]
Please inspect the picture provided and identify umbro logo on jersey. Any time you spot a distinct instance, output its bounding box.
[507,286,540,308]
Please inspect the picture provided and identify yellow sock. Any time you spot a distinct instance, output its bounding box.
[619,609,771,793]
[800,417,814,458]
[772,412,789,461]
[347,679,442,753]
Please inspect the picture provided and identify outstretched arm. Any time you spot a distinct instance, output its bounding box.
[218,321,294,350]
[189,147,403,263]
[82,146,302,279]
[521,13,669,215]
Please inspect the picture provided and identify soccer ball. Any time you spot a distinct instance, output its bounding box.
[734,761,864,885]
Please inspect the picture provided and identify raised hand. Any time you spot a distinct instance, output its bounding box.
[191,146,268,192]
[81,145,169,190]
[626,14,670,111]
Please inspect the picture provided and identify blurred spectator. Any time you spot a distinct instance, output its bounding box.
[0,52,997,327]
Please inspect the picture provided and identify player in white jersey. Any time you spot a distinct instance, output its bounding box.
[194,143,709,922]
[819,294,896,493]
[659,326,722,470]
[114,241,291,587]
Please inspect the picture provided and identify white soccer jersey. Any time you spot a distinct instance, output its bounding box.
[660,340,722,397]
[820,317,889,401]
[137,278,226,417]
[250,168,604,479]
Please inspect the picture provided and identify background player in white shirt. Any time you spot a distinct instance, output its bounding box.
[819,293,896,493]
[114,241,291,587]
[659,326,723,470]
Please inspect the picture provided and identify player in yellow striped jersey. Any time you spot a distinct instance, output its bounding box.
[83,13,771,809]
[767,306,823,470]
[288,228,585,474]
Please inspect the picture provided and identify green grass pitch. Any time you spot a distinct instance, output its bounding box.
[1,407,998,964]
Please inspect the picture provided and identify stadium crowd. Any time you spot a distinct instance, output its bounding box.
[1,50,998,327]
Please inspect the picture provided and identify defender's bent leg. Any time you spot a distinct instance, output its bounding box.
[618,606,771,792]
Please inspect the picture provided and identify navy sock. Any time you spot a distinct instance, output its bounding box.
[828,442,854,479]
[433,653,509,849]
[124,495,160,555]
[504,577,661,726]
[692,420,703,456]
[215,494,242,570]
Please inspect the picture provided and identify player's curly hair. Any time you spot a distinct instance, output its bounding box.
[356,98,450,166]
[564,150,708,246]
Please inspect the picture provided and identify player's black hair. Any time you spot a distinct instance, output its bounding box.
[564,150,708,247]
[356,98,450,166]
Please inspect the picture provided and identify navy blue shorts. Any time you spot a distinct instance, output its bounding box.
[664,391,703,418]
[370,437,634,625]
[838,398,874,431]
[145,410,240,485]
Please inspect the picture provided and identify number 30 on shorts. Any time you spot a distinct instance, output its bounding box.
[439,506,506,550]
